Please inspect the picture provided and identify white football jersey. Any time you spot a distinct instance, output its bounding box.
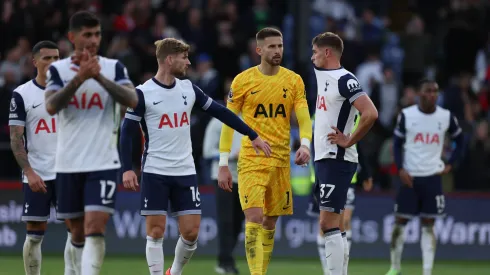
[313,67,366,163]
[394,105,462,177]
[46,56,132,172]
[125,78,213,176]
[8,79,57,182]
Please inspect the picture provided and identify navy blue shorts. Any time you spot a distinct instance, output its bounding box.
[22,180,56,222]
[314,159,357,214]
[395,175,445,218]
[307,183,356,217]
[140,172,201,217]
[55,169,118,219]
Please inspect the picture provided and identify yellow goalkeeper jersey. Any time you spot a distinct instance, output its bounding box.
[220,66,312,167]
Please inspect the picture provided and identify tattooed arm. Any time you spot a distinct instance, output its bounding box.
[45,75,84,115]
[9,126,46,192]
[9,126,30,172]
[95,74,138,109]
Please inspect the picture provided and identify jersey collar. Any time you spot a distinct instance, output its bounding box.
[152,77,176,89]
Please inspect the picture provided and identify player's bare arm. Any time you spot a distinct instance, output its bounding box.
[94,74,138,109]
[328,95,378,148]
[45,52,100,115]
[9,125,47,193]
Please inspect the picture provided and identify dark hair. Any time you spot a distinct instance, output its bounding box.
[32,41,58,55]
[312,32,344,55]
[69,11,100,32]
[417,78,436,91]
[256,27,282,41]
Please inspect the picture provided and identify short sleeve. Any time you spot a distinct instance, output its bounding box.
[338,74,366,104]
[124,89,145,121]
[8,92,26,126]
[226,75,245,112]
[448,112,462,138]
[293,74,308,109]
[46,65,64,92]
[115,61,133,86]
[193,84,213,110]
[394,112,406,138]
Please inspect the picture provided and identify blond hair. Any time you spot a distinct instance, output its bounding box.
[154,38,190,61]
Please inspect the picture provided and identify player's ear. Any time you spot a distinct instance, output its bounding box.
[256,45,262,56]
[67,31,76,45]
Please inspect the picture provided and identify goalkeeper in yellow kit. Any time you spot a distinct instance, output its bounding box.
[218,27,312,275]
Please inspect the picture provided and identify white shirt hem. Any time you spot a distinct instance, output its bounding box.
[55,163,121,173]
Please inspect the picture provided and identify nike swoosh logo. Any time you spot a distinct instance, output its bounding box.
[251,91,260,95]
[321,200,330,204]
[32,103,42,109]
[102,199,113,204]
[195,203,201,207]
[282,206,291,210]
[153,100,163,105]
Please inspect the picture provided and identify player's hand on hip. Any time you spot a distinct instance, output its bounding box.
[294,145,310,166]
[327,126,352,148]
[25,169,47,193]
[218,166,233,192]
[251,136,271,157]
[399,169,413,188]
[123,170,139,191]
[440,164,452,175]
[363,177,373,191]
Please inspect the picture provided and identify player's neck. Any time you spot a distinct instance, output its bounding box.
[418,104,436,114]
[154,70,176,87]
[258,63,280,76]
[35,75,46,87]
[320,60,342,70]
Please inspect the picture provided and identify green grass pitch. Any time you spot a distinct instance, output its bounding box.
[1,255,489,275]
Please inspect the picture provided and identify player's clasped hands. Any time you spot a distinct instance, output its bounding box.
[75,48,100,81]
[122,170,139,191]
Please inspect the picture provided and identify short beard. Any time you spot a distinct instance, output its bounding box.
[171,68,186,78]
[266,57,282,66]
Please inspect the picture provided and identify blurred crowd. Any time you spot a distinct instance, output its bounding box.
[0,0,489,191]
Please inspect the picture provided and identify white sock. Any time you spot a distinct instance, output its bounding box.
[390,224,405,271]
[346,229,352,253]
[23,232,44,275]
[67,237,84,275]
[324,228,344,275]
[146,236,164,275]
[342,232,349,275]
[81,235,105,275]
[317,233,329,275]
[170,236,197,275]
[421,226,436,275]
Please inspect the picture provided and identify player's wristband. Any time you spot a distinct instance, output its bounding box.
[219,152,230,166]
[301,138,311,150]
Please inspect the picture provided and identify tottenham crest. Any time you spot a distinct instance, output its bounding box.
[10,98,17,112]
[228,88,233,102]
